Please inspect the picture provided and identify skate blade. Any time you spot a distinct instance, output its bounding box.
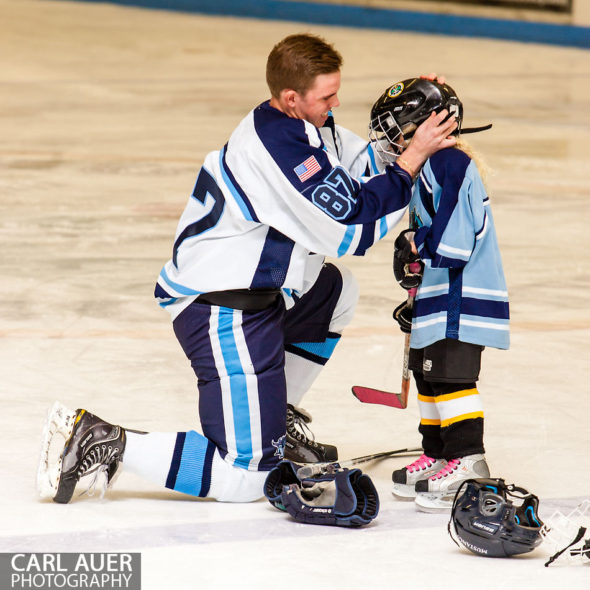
[36,401,77,499]
[414,492,454,513]
[392,484,417,500]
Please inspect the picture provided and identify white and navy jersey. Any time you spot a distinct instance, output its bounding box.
[319,117,382,178]
[155,101,412,312]
[410,147,510,350]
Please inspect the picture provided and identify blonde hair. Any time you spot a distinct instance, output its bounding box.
[455,137,491,189]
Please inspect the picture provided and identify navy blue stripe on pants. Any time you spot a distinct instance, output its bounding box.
[173,298,287,471]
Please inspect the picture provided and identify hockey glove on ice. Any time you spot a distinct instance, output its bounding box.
[264,460,301,511]
[393,229,424,290]
[264,461,379,527]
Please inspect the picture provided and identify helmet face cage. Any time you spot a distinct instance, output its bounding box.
[368,111,407,164]
[449,478,544,558]
[541,500,590,565]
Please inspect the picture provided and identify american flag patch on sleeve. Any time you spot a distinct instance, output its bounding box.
[294,155,321,182]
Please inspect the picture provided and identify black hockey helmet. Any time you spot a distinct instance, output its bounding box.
[449,478,544,558]
[369,78,490,163]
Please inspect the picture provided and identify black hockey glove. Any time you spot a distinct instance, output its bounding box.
[281,468,379,527]
[264,460,302,511]
[393,229,424,290]
[393,299,413,333]
[264,461,379,527]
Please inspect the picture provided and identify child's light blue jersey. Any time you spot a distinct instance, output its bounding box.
[410,147,510,350]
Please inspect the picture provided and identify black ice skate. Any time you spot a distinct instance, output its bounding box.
[284,404,338,463]
[37,401,126,503]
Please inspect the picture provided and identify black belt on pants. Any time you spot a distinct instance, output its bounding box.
[197,288,281,312]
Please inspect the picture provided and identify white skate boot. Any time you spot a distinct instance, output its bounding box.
[414,453,490,513]
[391,454,447,500]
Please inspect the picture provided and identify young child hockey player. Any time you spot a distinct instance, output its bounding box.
[368,78,509,512]
[37,38,457,505]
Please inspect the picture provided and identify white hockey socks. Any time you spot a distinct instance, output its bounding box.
[123,431,177,487]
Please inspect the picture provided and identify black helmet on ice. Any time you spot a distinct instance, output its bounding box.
[449,478,544,558]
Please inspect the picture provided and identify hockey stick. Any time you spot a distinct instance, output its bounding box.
[352,262,421,409]
[352,323,412,409]
[296,446,422,479]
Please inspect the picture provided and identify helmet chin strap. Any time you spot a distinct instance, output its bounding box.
[461,123,493,134]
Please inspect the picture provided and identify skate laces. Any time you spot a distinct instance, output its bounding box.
[83,465,109,500]
[407,454,436,473]
[430,458,461,480]
[78,441,122,477]
[77,441,122,498]
[287,406,319,448]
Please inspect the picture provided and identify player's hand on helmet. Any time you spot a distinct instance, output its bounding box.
[399,110,457,176]
[393,229,424,290]
[393,300,413,333]
[413,110,457,155]
[421,72,446,85]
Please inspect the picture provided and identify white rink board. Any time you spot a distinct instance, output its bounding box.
[1,1,589,588]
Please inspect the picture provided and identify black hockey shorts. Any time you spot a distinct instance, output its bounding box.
[409,339,484,383]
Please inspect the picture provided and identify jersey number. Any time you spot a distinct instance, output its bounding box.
[173,168,225,266]
[311,167,357,220]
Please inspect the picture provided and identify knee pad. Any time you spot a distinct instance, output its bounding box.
[329,262,359,333]
[207,451,268,502]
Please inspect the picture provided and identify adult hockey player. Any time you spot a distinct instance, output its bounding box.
[39,36,457,505]
[368,78,509,511]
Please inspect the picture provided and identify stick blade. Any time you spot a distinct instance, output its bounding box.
[352,386,407,409]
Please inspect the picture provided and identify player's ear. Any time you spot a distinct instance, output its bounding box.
[281,88,299,108]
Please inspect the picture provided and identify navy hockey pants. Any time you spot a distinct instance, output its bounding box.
[172,263,345,472]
